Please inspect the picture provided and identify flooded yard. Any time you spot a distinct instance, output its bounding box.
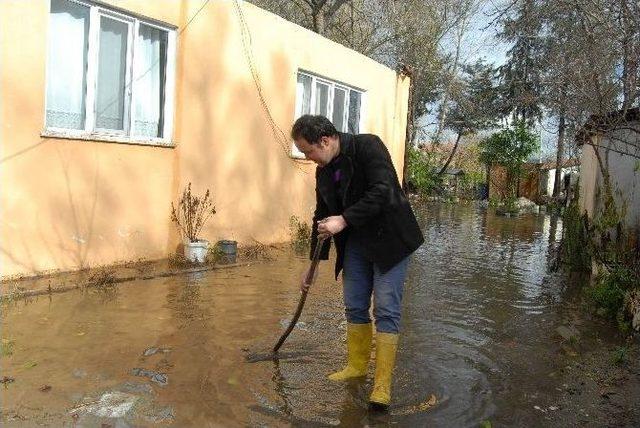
[1,202,637,427]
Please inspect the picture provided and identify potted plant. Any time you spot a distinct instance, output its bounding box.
[171,183,216,263]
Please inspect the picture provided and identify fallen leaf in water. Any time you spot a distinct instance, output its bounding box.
[76,332,86,336]
[0,376,15,384]
[22,361,37,369]
[40,385,51,392]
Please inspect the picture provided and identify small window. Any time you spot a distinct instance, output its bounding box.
[292,71,364,158]
[45,0,176,144]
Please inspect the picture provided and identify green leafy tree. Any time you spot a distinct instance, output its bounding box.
[438,60,501,176]
[479,121,539,200]
[496,0,544,126]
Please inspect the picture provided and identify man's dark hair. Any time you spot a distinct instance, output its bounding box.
[290,115,338,144]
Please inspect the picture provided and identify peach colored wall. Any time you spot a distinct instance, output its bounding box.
[0,0,182,278]
[173,0,410,247]
[0,0,409,279]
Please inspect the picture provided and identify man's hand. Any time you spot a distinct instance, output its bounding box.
[300,266,319,292]
[317,215,347,239]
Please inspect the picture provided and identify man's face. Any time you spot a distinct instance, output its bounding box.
[294,136,333,167]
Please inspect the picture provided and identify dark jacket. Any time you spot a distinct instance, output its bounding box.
[310,132,424,279]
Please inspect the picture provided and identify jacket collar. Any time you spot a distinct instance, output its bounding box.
[338,132,355,157]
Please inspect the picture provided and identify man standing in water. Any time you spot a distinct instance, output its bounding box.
[291,115,424,410]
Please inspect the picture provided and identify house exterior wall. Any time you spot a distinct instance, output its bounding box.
[579,138,600,218]
[0,0,410,278]
[173,0,410,248]
[579,125,640,229]
[0,0,183,278]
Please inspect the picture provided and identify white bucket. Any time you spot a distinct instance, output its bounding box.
[184,240,209,263]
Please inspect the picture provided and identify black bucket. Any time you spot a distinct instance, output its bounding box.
[217,240,237,264]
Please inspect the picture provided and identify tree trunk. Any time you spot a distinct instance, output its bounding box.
[311,9,325,34]
[438,131,462,176]
[486,163,491,199]
[621,0,639,109]
[552,113,566,197]
[433,23,464,144]
[402,67,415,192]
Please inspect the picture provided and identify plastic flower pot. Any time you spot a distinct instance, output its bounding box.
[184,240,209,263]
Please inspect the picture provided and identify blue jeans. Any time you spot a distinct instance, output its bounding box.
[342,235,409,334]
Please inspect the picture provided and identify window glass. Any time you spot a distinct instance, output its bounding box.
[133,24,168,137]
[95,16,129,131]
[348,90,361,134]
[315,82,330,117]
[332,87,346,131]
[295,74,312,117]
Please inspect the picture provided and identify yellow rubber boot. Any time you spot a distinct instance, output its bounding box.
[369,332,399,408]
[328,322,372,381]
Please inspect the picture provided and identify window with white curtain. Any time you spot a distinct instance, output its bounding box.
[292,71,364,158]
[46,0,89,130]
[44,0,176,144]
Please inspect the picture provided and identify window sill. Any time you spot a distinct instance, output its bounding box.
[41,130,176,148]
[289,154,315,164]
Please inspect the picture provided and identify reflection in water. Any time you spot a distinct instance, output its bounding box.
[271,358,293,417]
[0,203,617,427]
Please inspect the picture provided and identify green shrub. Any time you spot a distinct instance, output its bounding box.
[587,264,638,325]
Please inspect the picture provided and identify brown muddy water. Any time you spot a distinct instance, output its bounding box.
[0,203,625,427]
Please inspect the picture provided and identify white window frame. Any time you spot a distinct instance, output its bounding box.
[292,70,366,159]
[42,0,177,146]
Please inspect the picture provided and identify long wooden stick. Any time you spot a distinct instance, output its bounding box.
[273,237,326,353]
